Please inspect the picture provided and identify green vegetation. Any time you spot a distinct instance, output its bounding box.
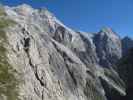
[0,6,6,16]
[0,6,19,100]
[0,18,16,29]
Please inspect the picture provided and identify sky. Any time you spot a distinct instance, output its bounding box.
[0,0,133,38]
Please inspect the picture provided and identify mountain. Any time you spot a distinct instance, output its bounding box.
[122,36,133,55]
[0,4,129,100]
[116,48,133,100]
[93,27,122,67]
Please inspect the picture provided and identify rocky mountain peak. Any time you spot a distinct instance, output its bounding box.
[99,27,120,40]
[13,4,34,16]
[0,4,128,100]
[93,27,122,67]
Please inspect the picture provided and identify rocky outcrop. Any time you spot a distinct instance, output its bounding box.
[0,4,126,100]
[93,27,122,67]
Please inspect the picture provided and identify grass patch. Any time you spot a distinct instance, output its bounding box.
[0,6,19,100]
[0,18,16,28]
[0,6,6,16]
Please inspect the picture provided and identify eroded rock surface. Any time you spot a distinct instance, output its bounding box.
[0,4,126,100]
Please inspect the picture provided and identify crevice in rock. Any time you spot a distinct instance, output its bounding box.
[24,37,30,53]
[65,62,77,86]
[86,70,95,79]
[23,33,45,88]
[26,49,45,87]
[22,28,29,35]
[34,66,45,86]
[34,87,40,97]
[41,88,44,100]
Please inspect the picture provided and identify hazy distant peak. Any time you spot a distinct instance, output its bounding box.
[123,36,133,41]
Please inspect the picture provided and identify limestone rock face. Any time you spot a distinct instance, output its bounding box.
[0,4,126,100]
[93,27,122,67]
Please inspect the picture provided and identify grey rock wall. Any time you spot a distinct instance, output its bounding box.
[0,4,126,100]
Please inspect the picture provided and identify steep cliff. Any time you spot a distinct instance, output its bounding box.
[116,48,133,100]
[0,4,126,100]
[93,27,122,67]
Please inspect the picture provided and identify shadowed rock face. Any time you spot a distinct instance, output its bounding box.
[116,48,133,100]
[0,4,126,100]
[122,37,133,55]
[93,27,122,67]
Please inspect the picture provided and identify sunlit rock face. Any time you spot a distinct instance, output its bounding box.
[0,4,126,100]
[13,4,34,16]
